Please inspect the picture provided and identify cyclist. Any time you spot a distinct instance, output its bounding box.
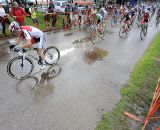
[91,12,103,36]
[156,9,160,22]
[143,10,150,24]
[140,10,150,35]
[8,21,46,69]
[130,8,136,25]
[113,6,119,17]
[121,10,131,29]
[100,7,108,19]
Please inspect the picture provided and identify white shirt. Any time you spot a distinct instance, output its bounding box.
[0,8,7,17]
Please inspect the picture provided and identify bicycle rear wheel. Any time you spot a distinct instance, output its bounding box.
[44,46,60,65]
[7,56,34,80]
[119,26,127,38]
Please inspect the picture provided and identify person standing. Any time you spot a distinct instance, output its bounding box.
[0,3,10,36]
[29,3,38,27]
[10,2,29,26]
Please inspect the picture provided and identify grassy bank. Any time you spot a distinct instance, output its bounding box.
[96,33,160,130]
[0,12,65,37]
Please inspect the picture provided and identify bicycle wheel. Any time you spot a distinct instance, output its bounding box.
[111,18,117,27]
[47,64,61,79]
[119,26,127,38]
[140,29,145,40]
[44,46,60,65]
[7,56,34,80]
[90,30,98,44]
[102,22,107,34]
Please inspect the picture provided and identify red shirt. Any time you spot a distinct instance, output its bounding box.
[10,7,29,25]
[144,13,149,20]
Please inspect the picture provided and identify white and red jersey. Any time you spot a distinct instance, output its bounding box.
[21,26,44,40]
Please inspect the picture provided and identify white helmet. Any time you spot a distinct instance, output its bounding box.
[8,21,20,33]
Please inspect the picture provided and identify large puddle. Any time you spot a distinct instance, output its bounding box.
[16,64,61,103]
[84,47,108,64]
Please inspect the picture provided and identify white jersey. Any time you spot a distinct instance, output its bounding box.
[21,26,44,39]
[21,26,45,48]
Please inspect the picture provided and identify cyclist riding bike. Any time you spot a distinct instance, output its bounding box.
[140,10,150,35]
[121,10,131,29]
[8,21,46,69]
[156,9,160,21]
[100,7,108,20]
[143,10,150,24]
[91,12,103,36]
[113,6,119,18]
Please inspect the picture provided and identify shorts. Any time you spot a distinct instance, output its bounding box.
[44,14,50,22]
[144,19,148,23]
[32,18,38,24]
[97,18,101,24]
[35,35,45,49]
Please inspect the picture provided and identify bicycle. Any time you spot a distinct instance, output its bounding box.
[119,21,129,38]
[89,23,105,44]
[7,44,60,80]
[140,22,148,40]
[111,14,120,27]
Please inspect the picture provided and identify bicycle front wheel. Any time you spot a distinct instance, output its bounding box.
[111,18,117,27]
[44,46,60,65]
[7,56,34,80]
[119,26,127,38]
[90,30,98,44]
[140,29,145,40]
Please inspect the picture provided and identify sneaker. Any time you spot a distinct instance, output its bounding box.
[40,64,47,70]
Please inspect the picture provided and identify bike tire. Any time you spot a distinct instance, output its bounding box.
[140,30,144,40]
[44,46,60,65]
[111,18,117,27]
[156,21,159,27]
[90,30,98,44]
[7,56,34,80]
[119,26,127,38]
[47,64,62,79]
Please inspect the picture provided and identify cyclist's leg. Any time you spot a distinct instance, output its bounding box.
[37,36,45,64]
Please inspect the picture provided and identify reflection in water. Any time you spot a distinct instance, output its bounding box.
[16,64,61,103]
[32,82,54,103]
[84,47,108,64]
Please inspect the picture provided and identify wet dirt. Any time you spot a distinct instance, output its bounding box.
[84,47,108,64]
[32,82,54,103]
[0,42,10,62]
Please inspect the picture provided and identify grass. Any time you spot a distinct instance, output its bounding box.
[0,12,66,38]
[96,33,160,130]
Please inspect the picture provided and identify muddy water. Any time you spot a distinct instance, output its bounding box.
[84,47,108,64]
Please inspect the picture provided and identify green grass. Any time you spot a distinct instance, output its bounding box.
[96,33,160,130]
[0,12,66,37]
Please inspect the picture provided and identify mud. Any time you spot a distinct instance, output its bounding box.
[84,47,108,64]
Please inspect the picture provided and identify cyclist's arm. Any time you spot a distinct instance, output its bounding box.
[16,35,23,45]
[20,30,32,48]
[21,39,32,49]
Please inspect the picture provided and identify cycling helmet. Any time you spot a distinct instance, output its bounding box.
[9,21,20,33]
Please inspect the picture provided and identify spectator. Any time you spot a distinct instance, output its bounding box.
[48,2,57,28]
[65,3,72,26]
[10,2,29,26]
[44,2,56,30]
[0,3,10,36]
[29,3,38,27]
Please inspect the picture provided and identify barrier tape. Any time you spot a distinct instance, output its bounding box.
[124,79,160,130]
